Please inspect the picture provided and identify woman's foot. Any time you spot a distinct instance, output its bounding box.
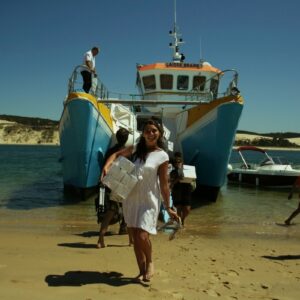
[143,262,154,282]
[96,235,105,248]
[284,220,291,226]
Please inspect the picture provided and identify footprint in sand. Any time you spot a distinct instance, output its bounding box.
[169,291,184,299]
[203,289,221,297]
[227,269,239,277]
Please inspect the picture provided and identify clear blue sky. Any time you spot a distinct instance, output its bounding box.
[1,0,299,133]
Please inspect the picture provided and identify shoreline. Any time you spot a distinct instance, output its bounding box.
[233,146,300,151]
[1,143,300,152]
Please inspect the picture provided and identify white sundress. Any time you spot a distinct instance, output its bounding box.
[122,149,169,234]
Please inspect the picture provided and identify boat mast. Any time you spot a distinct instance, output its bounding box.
[169,0,185,62]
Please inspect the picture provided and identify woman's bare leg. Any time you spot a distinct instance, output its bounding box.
[135,229,154,281]
[130,228,146,280]
[285,202,300,225]
[127,227,134,246]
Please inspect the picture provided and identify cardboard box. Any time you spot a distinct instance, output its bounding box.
[179,165,197,183]
[102,156,138,201]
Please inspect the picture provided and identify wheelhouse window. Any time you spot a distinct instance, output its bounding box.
[177,75,189,90]
[142,75,156,90]
[193,76,206,91]
[160,74,173,89]
[210,79,219,98]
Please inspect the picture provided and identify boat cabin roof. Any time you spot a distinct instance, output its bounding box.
[137,62,221,73]
[136,61,222,97]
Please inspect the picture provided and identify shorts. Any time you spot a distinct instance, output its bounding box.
[172,182,192,206]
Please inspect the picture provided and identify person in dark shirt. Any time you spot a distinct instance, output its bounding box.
[97,127,133,248]
[169,152,192,226]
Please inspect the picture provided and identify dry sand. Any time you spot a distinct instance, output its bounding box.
[0,221,299,300]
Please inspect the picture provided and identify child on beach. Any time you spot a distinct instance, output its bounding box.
[284,176,300,225]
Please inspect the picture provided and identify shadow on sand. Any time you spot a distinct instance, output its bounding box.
[74,231,99,238]
[58,242,98,249]
[262,254,300,260]
[58,241,129,249]
[45,270,147,287]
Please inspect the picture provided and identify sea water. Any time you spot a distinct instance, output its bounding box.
[0,145,96,234]
[0,145,299,240]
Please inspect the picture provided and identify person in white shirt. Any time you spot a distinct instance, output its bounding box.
[81,47,99,93]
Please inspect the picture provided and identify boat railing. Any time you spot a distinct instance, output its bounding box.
[68,65,144,102]
[67,65,240,106]
[188,69,239,102]
[68,65,111,99]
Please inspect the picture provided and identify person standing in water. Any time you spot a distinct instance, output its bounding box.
[284,176,300,225]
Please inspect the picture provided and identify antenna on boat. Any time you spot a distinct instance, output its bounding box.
[169,0,185,63]
[199,37,204,63]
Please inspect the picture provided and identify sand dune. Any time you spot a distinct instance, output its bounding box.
[236,133,300,145]
[0,120,59,145]
[0,119,299,147]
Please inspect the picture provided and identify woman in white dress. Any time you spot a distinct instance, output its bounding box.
[101,119,179,282]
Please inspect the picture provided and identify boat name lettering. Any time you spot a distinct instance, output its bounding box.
[166,62,200,68]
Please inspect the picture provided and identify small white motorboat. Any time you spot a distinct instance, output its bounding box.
[227,146,300,187]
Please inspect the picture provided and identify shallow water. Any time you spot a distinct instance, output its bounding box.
[0,145,299,241]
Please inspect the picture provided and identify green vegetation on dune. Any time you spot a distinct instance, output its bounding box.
[0,115,299,147]
[236,130,300,148]
[237,130,300,139]
[0,114,58,128]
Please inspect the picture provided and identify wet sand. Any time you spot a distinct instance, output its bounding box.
[0,219,299,300]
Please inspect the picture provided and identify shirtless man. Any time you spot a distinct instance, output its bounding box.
[284,176,300,225]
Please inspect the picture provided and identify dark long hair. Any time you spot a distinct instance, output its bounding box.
[132,119,166,162]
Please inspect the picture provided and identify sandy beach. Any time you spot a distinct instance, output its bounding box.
[0,130,299,300]
[1,217,299,300]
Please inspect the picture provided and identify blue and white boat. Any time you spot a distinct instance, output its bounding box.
[59,7,244,201]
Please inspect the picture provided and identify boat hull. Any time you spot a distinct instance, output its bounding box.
[179,100,243,201]
[59,94,112,191]
[228,172,299,188]
[59,92,243,201]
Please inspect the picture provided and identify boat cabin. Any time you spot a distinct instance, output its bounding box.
[136,61,222,101]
